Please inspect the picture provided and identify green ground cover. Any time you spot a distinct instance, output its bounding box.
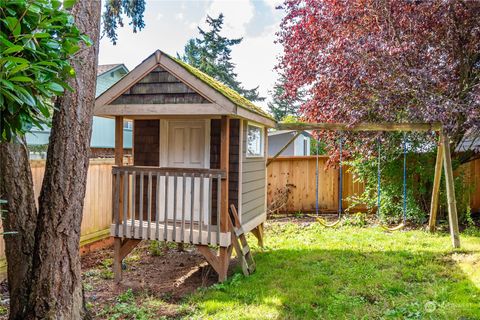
[188,221,480,319]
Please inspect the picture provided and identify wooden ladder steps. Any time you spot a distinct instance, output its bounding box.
[229,204,256,276]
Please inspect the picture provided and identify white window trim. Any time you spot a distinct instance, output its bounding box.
[246,122,265,158]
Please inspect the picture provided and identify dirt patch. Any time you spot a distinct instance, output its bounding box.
[0,241,235,319]
[82,241,229,318]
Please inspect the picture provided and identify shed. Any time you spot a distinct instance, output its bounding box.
[268,130,311,156]
[94,50,276,281]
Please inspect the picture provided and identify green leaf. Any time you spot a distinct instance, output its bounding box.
[15,87,36,107]
[2,45,24,55]
[27,4,41,14]
[52,0,62,10]
[0,56,30,65]
[0,35,15,48]
[4,17,21,37]
[45,40,60,50]
[9,76,33,83]
[46,82,64,93]
[0,79,14,90]
[79,34,92,46]
[63,0,76,9]
[33,32,51,39]
[0,87,24,105]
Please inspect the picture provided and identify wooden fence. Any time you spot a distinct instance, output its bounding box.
[267,156,480,214]
[463,158,480,212]
[267,156,366,213]
[0,156,478,269]
[0,159,115,271]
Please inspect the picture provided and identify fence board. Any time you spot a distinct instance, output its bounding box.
[0,159,116,269]
[268,156,480,214]
[267,156,367,213]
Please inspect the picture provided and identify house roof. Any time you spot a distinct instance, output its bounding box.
[456,130,480,153]
[97,64,128,77]
[94,50,275,127]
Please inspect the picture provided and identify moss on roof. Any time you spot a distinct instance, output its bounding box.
[168,54,274,121]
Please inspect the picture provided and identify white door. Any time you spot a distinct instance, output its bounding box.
[159,120,210,224]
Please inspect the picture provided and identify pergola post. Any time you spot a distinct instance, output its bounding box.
[428,135,444,232]
[218,115,231,281]
[441,131,461,248]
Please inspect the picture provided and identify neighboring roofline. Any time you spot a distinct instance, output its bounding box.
[94,50,276,127]
[97,64,129,78]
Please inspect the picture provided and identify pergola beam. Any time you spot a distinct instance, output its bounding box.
[276,122,442,132]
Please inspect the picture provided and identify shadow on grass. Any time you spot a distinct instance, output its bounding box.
[191,248,480,319]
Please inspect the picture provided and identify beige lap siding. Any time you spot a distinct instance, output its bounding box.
[241,120,267,224]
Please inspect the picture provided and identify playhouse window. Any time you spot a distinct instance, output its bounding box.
[246,123,264,157]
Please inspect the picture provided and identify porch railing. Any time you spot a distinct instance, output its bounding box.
[111,166,228,246]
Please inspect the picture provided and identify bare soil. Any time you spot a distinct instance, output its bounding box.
[81,242,224,318]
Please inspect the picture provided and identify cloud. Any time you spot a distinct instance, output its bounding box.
[231,23,282,108]
[175,12,185,21]
[198,0,255,38]
[98,0,283,110]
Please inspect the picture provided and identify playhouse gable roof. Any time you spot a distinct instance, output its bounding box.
[95,50,275,127]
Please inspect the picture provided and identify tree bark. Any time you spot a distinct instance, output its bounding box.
[23,1,101,319]
[0,140,37,320]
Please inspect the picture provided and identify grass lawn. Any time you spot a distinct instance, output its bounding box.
[187,220,480,319]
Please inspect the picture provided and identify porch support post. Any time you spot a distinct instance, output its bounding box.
[115,116,124,166]
[114,116,124,282]
[218,115,231,281]
[441,131,460,248]
[428,134,443,232]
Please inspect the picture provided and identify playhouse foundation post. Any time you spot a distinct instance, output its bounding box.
[218,246,232,282]
[113,238,142,283]
[251,223,265,248]
[113,237,122,282]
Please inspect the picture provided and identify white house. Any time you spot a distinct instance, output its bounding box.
[268,130,311,157]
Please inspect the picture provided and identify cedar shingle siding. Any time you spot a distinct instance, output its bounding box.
[112,67,210,105]
[133,120,160,220]
[209,119,240,223]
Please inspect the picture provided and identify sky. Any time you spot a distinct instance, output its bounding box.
[98,0,285,109]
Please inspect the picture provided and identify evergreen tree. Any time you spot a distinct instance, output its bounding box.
[179,14,264,102]
[267,75,303,121]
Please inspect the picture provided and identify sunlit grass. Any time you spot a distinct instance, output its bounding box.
[186,221,480,319]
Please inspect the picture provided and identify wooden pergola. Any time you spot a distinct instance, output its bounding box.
[272,122,460,248]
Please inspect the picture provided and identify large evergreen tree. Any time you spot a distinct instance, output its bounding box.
[267,74,303,121]
[179,14,264,102]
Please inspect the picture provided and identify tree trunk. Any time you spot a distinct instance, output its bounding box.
[24,1,101,318]
[0,140,37,320]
